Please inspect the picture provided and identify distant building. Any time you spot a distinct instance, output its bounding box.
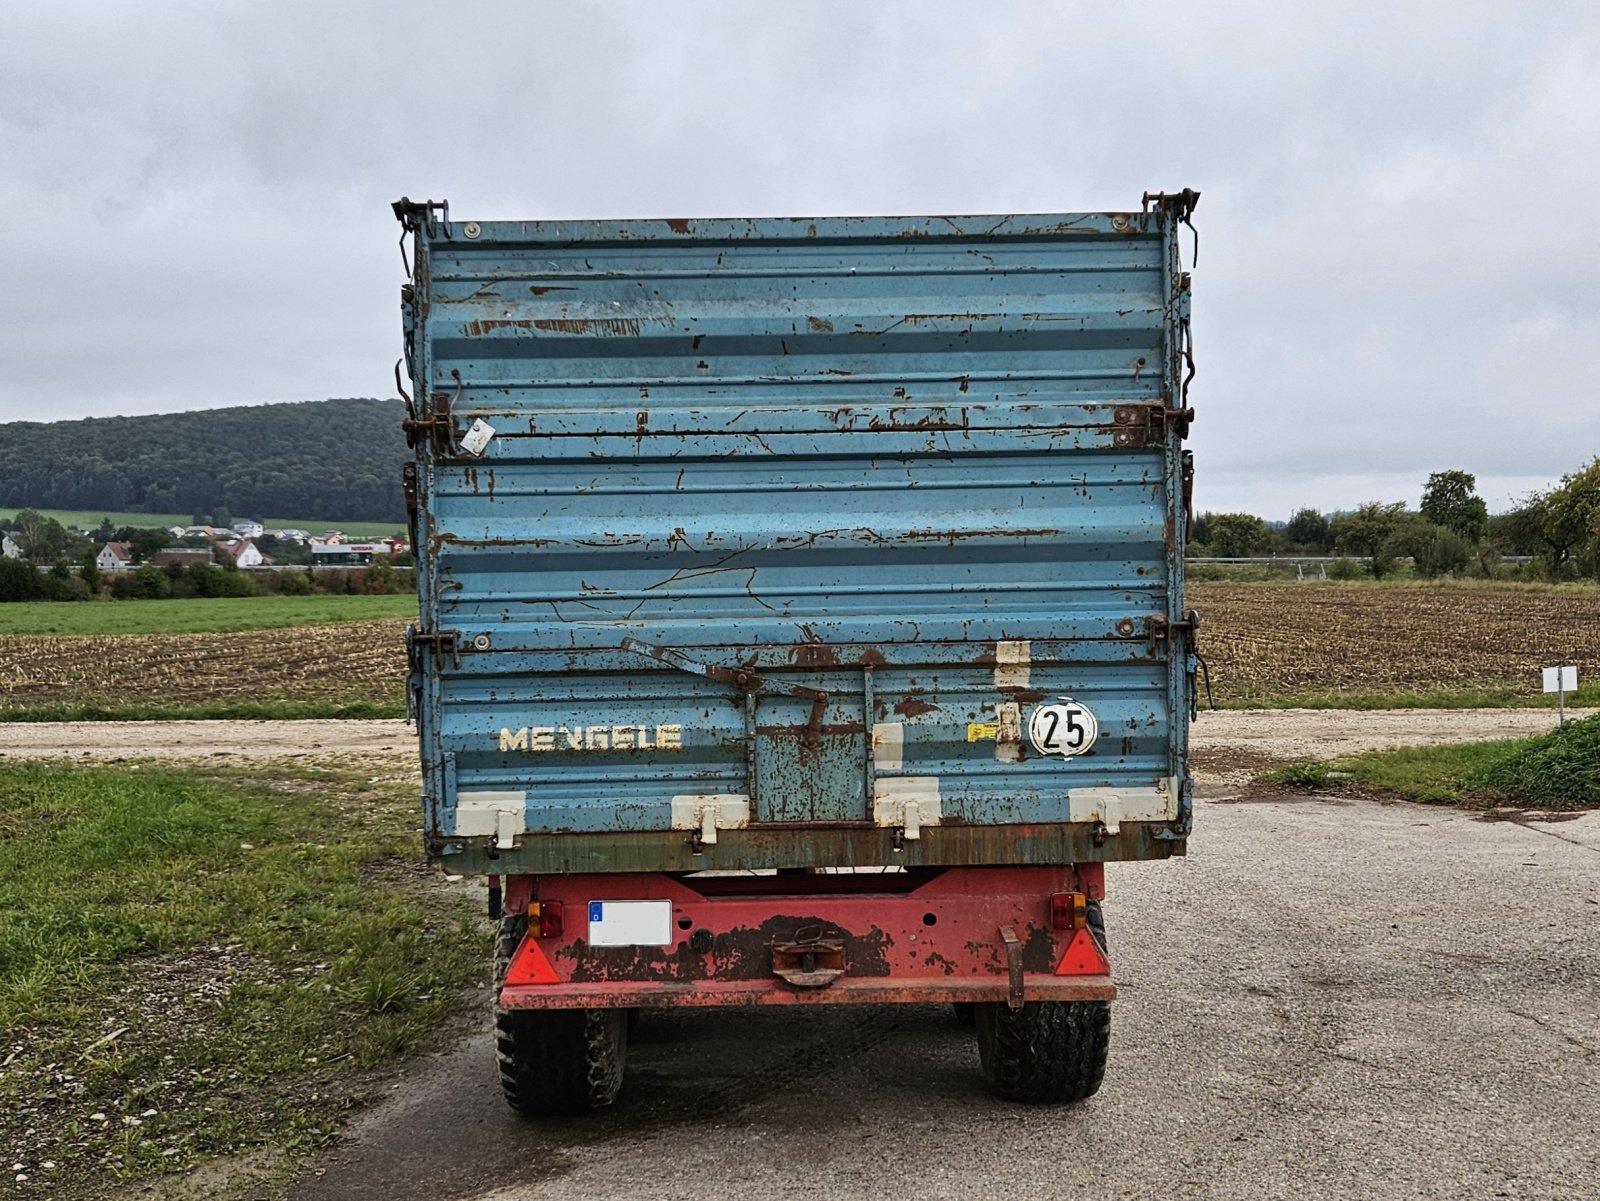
[270,528,310,544]
[182,525,228,539]
[97,542,134,572]
[309,539,394,566]
[167,526,187,539]
[231,520,265,539]
[215,538,265,568]
[1,533,22,560]
[150,547,214,568]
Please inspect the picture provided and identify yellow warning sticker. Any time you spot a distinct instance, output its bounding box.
[967,722,1000,742]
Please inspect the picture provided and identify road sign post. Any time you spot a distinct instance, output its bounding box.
[1542,666,1578,725]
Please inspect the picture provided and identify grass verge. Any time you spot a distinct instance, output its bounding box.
[1261,714,1600,808]
[0,595,416,637]
[0,761,487,1198]
[0,697,406,723]
[1217,682,1600,711]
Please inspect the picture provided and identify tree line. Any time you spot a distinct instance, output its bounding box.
[1191,459,1600,581]
[0,398,408,522]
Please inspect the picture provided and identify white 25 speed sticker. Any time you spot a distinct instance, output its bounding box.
[1028,699,1099,759]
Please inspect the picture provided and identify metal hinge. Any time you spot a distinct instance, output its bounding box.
[1112,402,1195,447]
[407,626,461,670]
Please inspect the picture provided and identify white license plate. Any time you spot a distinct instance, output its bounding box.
[587,900,673,947]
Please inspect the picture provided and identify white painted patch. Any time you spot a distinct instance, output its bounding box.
[994,640,1031,689]
[1067,777,1179,834]
[454,790,527,849]
[995,701,1023,763]
[872,722,905,771]
[873,777,943,840]
[670,794,750,845]
[587,900,673,947]
[460,417,497,456]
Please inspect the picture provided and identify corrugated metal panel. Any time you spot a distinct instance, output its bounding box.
[398,200,1198,872]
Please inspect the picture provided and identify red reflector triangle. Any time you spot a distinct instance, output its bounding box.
[505,934,560,985]
[1055,927,1111,976]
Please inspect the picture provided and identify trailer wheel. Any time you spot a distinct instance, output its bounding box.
[976,999,1109,1104]
[493,915,628,1115]
[974,901,1110,1103]
[952,1002,977,1028]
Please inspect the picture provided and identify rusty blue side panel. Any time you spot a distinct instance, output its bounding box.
[395,197,1199,872]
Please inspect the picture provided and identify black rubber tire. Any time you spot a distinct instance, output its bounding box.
[952,1002,977,1028]
[972,901,1110,1103]
[493,915,628,1116]
[975,1000,1110,1104]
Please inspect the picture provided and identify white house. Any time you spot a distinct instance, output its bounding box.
[1,533,22,560]
[232,520,265,539]
[97,542,134,572]
[215,538,265,568]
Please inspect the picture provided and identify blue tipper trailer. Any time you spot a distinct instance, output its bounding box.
[393,192,1202,1113]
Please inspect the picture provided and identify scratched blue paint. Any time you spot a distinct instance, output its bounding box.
[397,201,1198,867]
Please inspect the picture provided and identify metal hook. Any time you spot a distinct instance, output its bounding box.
[394,359,414,418]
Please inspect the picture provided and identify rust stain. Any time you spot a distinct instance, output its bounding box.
[894,697,939,718]
[807,316,834,333]
[665,218,691,234]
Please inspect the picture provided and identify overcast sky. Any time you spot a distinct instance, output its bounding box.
[3,1,1596,518]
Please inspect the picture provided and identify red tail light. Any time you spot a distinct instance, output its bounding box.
[534,900,564,938]
[1049,891,1086,931]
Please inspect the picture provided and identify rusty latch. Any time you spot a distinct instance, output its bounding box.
[999,926,1024,1011]
[772,938,845,988]
[1146,611,1200,640]
[1112,402,1194,447]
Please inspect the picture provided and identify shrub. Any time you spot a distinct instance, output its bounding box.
[1468,715,1600,809]
[1326,557,1365,580]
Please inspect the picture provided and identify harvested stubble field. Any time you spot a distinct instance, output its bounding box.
[0,619,405,718]
[1195,582,1600,703]
[2,583,1598,718]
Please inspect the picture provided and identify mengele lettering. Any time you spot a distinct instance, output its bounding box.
[498,724,684,753]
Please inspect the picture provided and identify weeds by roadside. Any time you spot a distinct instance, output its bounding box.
[0,761,487,1198]
[1260,714,1600,808]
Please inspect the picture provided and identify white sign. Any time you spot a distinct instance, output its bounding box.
[1028,699,1099,759]
[1542,666,1578,693]
[460,417,497,456]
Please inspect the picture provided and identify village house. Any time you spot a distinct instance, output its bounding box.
[1,533,22,559]
[150,547,214,568]
[231,520,265,539]
[96,542,134,572]
[215,538,265,568]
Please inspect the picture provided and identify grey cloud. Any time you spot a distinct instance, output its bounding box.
[2,1,1596,518]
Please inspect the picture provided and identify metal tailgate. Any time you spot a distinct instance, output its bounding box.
[396,195,1199,873]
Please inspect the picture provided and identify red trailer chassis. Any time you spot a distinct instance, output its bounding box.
[497,865,1112,1011]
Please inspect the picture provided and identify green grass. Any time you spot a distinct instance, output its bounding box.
[0,761,487,1196]
[1261,714,1600,808]
[0,697,406,722]
[0,594,415,636]
[2,507,407,540]
[1217,681,1600,711]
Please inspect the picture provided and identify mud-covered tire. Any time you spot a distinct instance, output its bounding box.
[976,1000,1110,1104]
[952,1002,977,1028]
[493,915,628,1115]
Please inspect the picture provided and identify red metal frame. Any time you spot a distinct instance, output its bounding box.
[499,865,1112,1010]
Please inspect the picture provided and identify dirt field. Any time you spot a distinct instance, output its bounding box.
[2,582,1597,713]
[1196,582,1600,700]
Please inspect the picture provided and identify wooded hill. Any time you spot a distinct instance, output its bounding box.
[0,399,407,522]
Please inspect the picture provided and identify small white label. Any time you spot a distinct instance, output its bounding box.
[1543,666,1578,693]
[587,900,673,947]
[1028,699,1099,759]
[460,417,496,456]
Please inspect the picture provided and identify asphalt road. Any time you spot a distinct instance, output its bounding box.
[288,790,1600,1201]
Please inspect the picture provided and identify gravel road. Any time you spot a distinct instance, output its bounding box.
[284,792,1599,1201]
[3,708,1592,770]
